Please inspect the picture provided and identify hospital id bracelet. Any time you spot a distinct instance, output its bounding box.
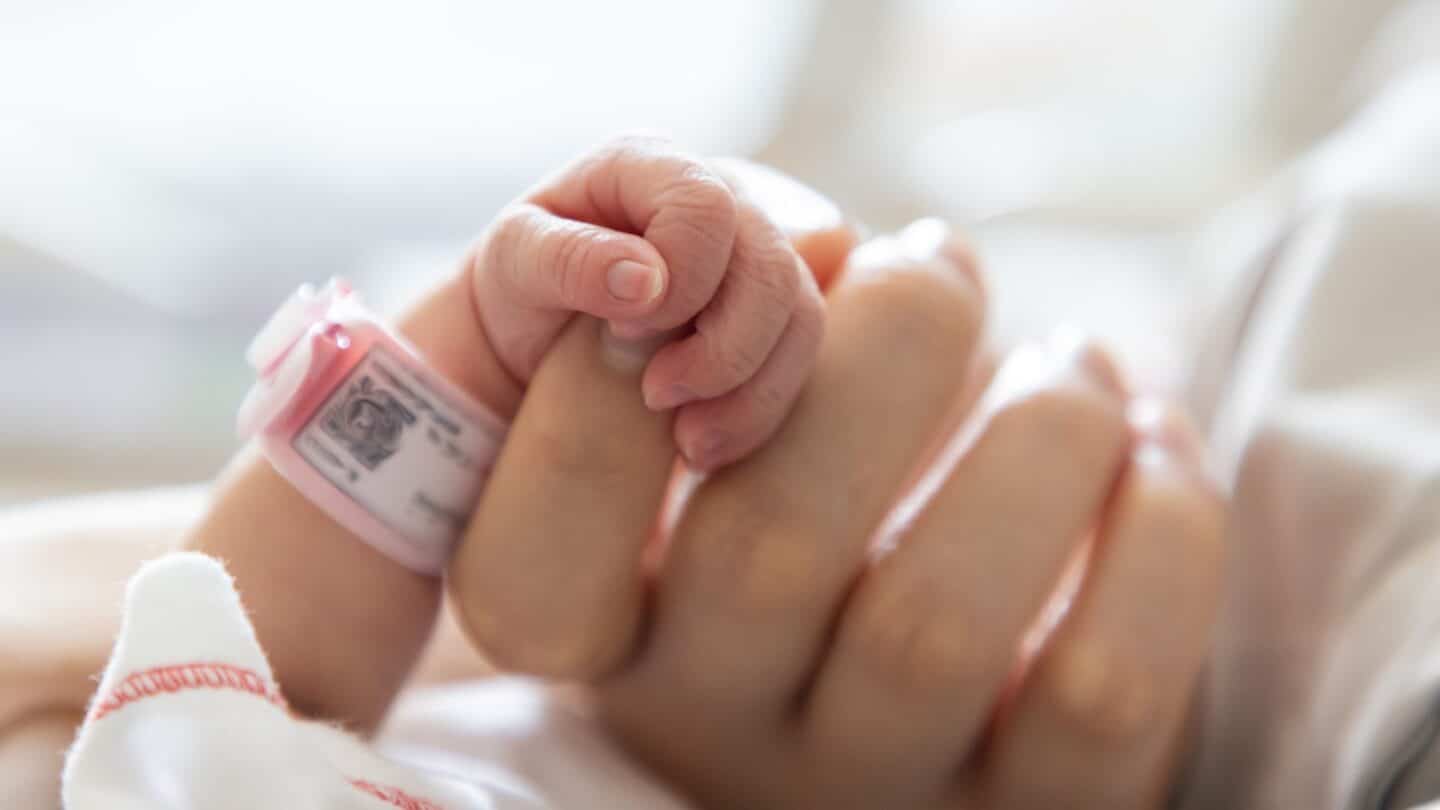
[237,278,507,575]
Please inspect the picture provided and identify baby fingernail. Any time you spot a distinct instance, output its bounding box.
[645,383,695,412]
[607,260,664,304]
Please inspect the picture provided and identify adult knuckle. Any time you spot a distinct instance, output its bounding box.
[846,262,984,355]
[991,383,1127,456]
[1144,477,1223,542]
[453,537,637,681]
[1123,471,1229,576]
[461,599,627,680]
[1044,641,1155,745]
[849,590,988,695]
[687,521,820,618]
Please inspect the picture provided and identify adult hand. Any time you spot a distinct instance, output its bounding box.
[450,174,1225,809]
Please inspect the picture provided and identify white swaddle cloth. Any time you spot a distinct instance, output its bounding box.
[61,552,538,810]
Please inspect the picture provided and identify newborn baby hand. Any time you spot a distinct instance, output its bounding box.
[185,137,849,733]
[469,135,827,470]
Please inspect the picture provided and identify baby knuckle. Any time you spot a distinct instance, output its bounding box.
[482,204,536,284]
[545,226,597,307]
[663,168,740,242]
[602,131,676,158]
[747,377,789,415]
[738,251,799,316]
[708,332,768,385]
[578,133,674,183]
[736,207,801,293]
[789,287,827,344]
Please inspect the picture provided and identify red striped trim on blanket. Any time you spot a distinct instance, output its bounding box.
[349,778,447,810]
[87,661,287,722]
[86,663,447,808]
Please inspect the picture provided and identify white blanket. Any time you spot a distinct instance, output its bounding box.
[62,552,687,810]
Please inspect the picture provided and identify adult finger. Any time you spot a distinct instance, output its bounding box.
[972,400,1225,810]
[801,334,1131,806]
[603,220,986,717]
[447,318,676,679]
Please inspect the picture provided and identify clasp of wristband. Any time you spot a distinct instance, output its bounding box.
[238,278,506,575]
[239,278,358,438]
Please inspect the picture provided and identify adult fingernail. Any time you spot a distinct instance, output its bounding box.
[1055,642,1152,738]
[898,217,951,262]
[844,235,901,276]
[1127,397,1224,492]
[980,342,1060,410]
[1128,398,1198,458]
[899,217,984,294]
[606,260,664,304]
[601,322,668,374]
[1048,325,1128,395]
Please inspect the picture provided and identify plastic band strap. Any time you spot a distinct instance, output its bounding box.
[238,279,507,575]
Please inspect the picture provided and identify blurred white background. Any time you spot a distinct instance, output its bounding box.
[2,0,1433,502]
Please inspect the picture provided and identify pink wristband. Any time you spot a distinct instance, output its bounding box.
[237,279,507,575]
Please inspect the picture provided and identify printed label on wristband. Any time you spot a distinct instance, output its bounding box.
[293,345,492,557]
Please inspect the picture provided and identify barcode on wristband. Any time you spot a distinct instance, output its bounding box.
[293,346,492,555]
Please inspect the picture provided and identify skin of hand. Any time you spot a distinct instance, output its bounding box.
[184,136,854,732]
[451,216,1227,809]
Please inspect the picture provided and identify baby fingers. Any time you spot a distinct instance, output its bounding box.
[472,202,670,380]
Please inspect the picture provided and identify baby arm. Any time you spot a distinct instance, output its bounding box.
[185,136,848,732]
